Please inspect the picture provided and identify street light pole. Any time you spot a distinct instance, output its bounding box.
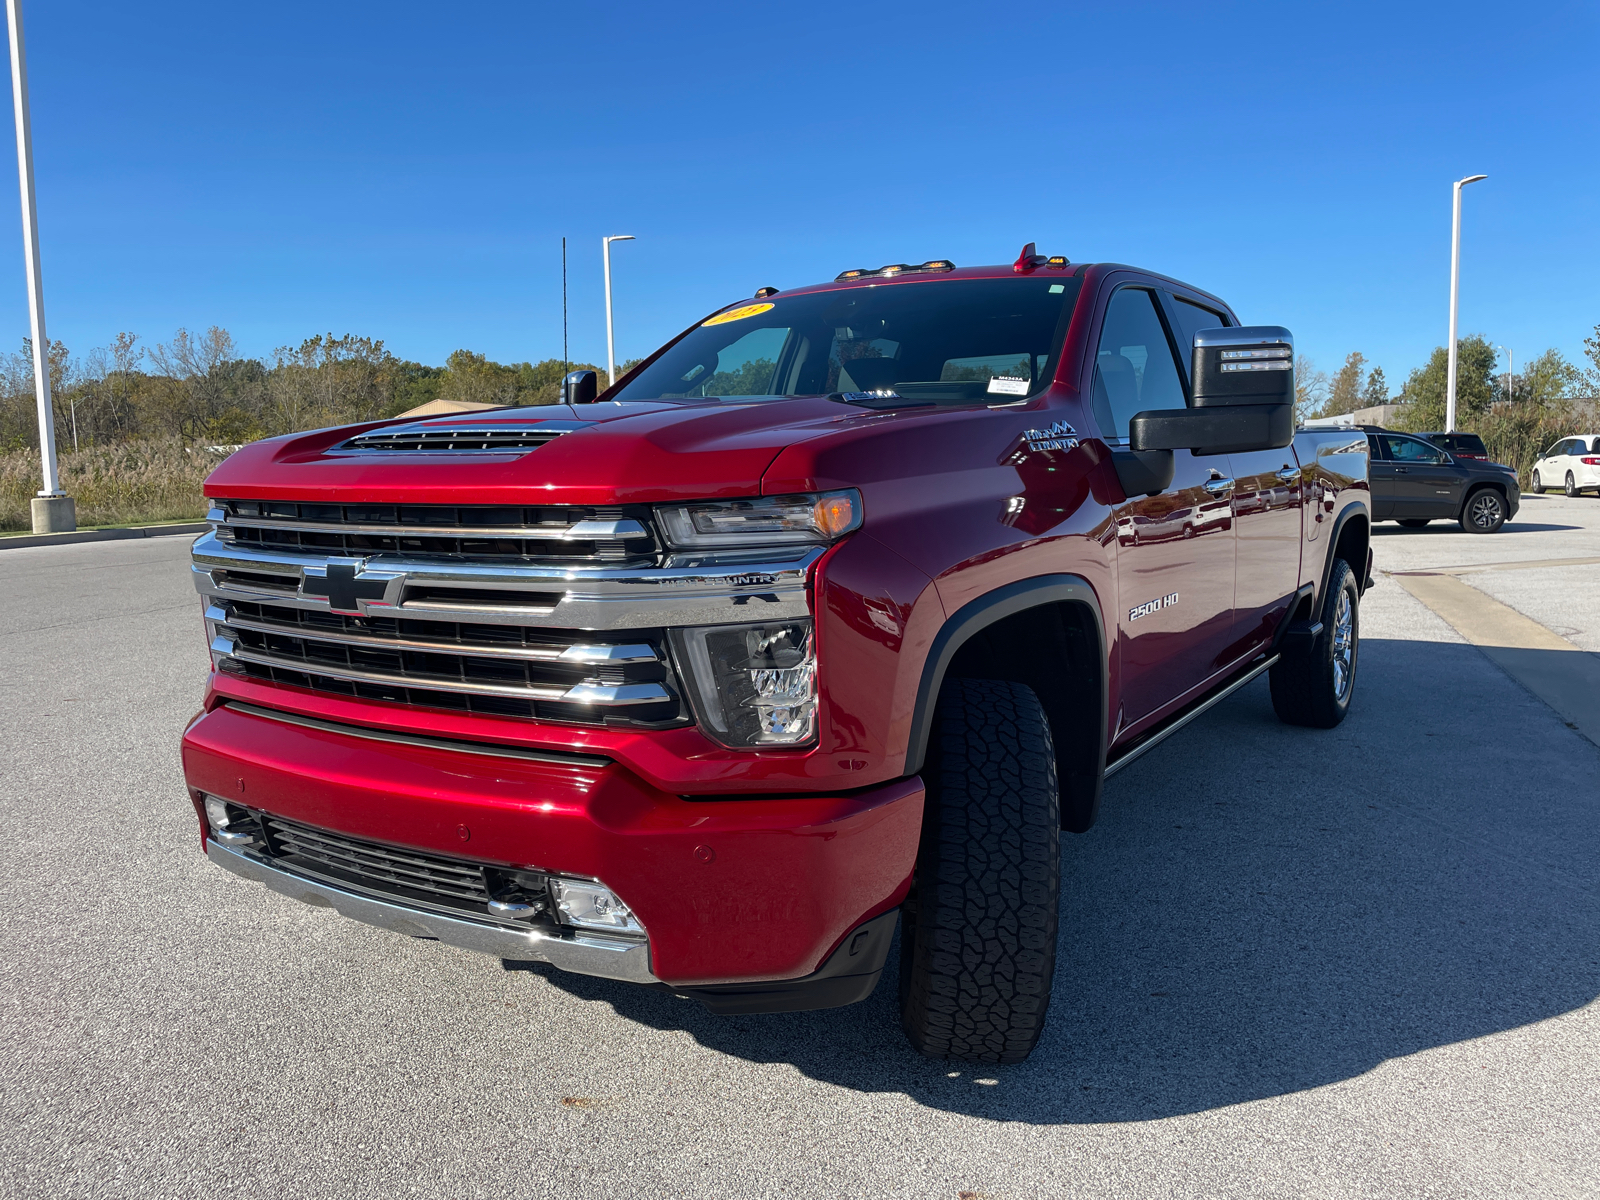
[602,234,634,386]
[1446,173,1487,433]
[1494,344,1513,405]
[5,0,73,532]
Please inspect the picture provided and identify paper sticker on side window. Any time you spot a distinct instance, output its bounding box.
[987,377,1030,396]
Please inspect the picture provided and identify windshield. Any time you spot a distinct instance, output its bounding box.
[612,276,1084,405]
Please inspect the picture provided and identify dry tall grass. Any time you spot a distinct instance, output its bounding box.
[1,438,222,530]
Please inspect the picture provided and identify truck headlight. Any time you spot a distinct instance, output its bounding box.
[670,620,817,747]
[655,490,861,549]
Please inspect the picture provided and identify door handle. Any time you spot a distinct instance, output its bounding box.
[1393,466,1408,473]
[1276,467,1300,483]
[1203,477,1235,495]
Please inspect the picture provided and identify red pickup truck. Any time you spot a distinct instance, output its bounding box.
[182,249,1371,1063]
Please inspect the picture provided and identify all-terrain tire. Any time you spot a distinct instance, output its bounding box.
[1269,558,1359,729]
[899,678,1060,1064]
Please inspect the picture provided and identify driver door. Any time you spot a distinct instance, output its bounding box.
[1096,285,1236,730]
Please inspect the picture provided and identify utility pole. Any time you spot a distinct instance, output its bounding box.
[602,234,634,386]
[1445,173,1487,434]
[6,0,73,532]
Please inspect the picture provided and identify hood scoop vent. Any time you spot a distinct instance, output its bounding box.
[336,421,592,454]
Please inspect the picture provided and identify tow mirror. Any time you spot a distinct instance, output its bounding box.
[1112,325,1296,496]
[561,370,598,405]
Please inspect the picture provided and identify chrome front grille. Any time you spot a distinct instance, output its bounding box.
[208,597,681,725]
[211,499,656,564]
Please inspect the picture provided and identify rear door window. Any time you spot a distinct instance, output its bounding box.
[1091,288,1186,439]
[1381,435,1446,463]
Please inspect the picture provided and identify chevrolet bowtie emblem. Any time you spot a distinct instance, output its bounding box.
[301,558,402,615]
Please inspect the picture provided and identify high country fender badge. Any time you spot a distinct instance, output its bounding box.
[1021,420,1080,454]
[1128,592,1179,622]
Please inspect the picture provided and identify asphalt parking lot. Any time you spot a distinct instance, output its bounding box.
[3,496,1597,1199]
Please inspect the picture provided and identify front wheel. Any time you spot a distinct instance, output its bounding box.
[1566,472,1578,498]
[900,678,1060,1064]
[1531,470,1544,494]
[1462,489,1507,533]
[1270,558,1359,729]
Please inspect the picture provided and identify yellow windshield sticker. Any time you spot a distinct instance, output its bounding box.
[702,302,775,327]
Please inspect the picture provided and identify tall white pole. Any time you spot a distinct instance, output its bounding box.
[1445,174,1486,433]
[6,0,61,498]
[602,234,633,386]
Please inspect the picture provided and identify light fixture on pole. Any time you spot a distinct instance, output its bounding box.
[5,0,73,533]
[1445,174,1487,433]
[1494,343,1513,405]
[602,234,635,386]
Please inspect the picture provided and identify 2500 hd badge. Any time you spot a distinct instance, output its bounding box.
[1128,592,1179,621]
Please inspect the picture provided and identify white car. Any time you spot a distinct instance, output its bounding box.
[1530,435,1600,497]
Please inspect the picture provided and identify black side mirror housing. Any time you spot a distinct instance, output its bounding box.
[1192,326,1294,406]
[561,370,598,405]
[1129,404,1294,456]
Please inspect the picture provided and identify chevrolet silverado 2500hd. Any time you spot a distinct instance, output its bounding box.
[182,248,1371,1063]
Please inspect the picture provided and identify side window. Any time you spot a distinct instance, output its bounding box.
[1168,297,1229,364]
[1382,436,1444,464]
[1091,288,1186,439]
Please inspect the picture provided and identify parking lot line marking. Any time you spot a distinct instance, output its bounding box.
[1389,555,1600,577]
[1392,571,1600,748]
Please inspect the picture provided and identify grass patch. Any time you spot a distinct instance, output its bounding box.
[0,439,221,531]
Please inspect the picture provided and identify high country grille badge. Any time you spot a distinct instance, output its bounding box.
[1129,592,1179,622]
[1022,420,1080,454]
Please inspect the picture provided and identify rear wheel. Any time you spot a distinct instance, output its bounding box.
[1462,488,1507,533]
[900,678,1060,1064]
[1270,558,1359,729]
[1530,470,1544,494]
[1397,518,1431,528]
[1566,471,1578,498]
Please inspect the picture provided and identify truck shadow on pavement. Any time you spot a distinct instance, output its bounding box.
[508,635,1600,1124]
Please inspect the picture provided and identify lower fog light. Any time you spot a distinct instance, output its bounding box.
[549,878,645,934]
[203,795,254,845]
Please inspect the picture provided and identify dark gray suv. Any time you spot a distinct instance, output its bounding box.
[1365,430,1521,533]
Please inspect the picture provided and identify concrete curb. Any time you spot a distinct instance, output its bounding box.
[0,521,209,550]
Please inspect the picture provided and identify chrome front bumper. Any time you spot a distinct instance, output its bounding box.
[206,838,659,985]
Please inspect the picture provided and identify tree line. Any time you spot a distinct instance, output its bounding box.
[0,327,628,453]
[1298,326,1600,428]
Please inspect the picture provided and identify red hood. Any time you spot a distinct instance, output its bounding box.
[203,398,854,504]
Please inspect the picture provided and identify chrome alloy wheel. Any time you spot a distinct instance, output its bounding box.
[1331,586,1355,702]
[1468,491,1503,529]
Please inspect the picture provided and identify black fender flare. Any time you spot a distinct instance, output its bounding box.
[905,575,1108,802]
[1319,501,1371,606]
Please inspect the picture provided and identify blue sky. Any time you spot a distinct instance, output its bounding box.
[5,0,1597,388]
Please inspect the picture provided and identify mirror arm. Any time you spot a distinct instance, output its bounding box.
[1111,448,1175,498]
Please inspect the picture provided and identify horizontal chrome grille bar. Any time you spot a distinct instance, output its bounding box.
[214,638,673,706]
[211,509,650,541]
[212,608,657,665]
[192,532,818,630]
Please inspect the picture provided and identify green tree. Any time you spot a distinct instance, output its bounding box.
[1324,351,1368,416]
[1515,348,1582,407]
[1397,334,1497,430]
[1581,323,1600,391]
[1362,365,1388,408]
